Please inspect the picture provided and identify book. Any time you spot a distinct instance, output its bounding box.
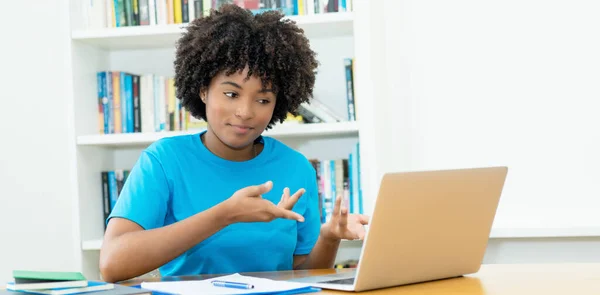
[6,281,88,291]
[6,281,114,295]
[12,271,86,283]
[1,284,152,295]
[9,270,87,291]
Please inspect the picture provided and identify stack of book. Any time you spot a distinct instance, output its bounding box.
[101,170,130,230]
[96,71,313,135]
[82,0,355,30]
[4,270,147,295]
[310,142,362,224]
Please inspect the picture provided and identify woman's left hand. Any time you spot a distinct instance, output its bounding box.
[321,194,370,241]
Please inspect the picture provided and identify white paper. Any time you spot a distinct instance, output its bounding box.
[140,273,314,295]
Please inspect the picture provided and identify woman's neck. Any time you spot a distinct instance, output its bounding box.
[202,128,259,162]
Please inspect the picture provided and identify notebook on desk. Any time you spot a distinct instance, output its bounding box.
[288,166,508,292]
[140,273,320,295]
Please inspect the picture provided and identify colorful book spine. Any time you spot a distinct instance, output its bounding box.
[112,72,122,133]
[194,0,203,19]
[140,74,155,133]
[330,160,336,209]
[133,75,141,132]
[173,0,182,23]
[120,72,127,133]
[113,0,121,27]
[153,75,161,131]
[106,71,114,134]
[133,0,140,25]
[117,0,126,26]
[344,58,356,121]
[107,171,118,210]
[101,172,110,229]
[124,73,134,133]
[348,153,357,213]
[124,0,134,25]
[356,142,363,214]
[139,0,150,25]
[97,72,107,134]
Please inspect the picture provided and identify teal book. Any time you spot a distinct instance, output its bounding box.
[12,270,86,283]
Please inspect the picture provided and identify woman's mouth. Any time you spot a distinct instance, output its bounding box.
[228,124,253,134]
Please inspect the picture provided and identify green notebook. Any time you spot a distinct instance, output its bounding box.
[13,270,86,283]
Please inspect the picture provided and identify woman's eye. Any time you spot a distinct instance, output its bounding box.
[258,99,271,104]
[224,92,238,98]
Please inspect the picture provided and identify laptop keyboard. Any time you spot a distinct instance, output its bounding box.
[318,277,356,285]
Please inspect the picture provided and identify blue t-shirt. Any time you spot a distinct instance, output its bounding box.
[108,131,321,276]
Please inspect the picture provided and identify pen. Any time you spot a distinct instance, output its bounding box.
[211,280,255,290]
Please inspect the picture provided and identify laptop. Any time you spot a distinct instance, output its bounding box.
[289,166,508,292]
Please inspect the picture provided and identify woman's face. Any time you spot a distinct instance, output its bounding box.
[202,67,277,149]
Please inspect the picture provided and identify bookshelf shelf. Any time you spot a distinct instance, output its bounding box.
[71,12,354,50]
[82,239,103,251]
[77,121,359,147]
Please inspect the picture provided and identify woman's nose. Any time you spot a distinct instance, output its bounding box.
[235,102,253,119]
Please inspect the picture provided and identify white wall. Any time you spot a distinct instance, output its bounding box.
[0,1,79,283]
[377,0,600,231]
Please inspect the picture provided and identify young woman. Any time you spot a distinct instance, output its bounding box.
[99,4,369,283]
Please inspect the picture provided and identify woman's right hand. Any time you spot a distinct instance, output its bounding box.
[224,181,305,223]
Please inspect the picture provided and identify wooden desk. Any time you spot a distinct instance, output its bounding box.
[122,263,600,294]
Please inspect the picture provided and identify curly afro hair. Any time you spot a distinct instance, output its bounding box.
[174,4,319,129]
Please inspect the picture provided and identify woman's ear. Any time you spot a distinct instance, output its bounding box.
[199,88,207,103]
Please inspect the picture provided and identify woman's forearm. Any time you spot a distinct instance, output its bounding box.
[99,202,233,282]
[295,226,341,270]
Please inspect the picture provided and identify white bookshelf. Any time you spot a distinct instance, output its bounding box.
[68,0,375,280]
[77,121,359,147]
